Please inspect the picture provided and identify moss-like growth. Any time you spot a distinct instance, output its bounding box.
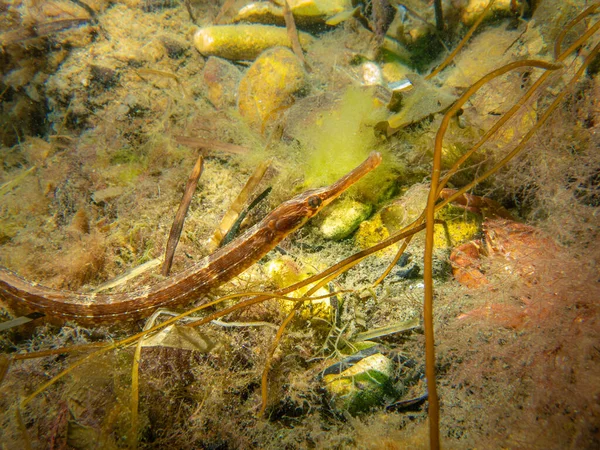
[298,87,396,201]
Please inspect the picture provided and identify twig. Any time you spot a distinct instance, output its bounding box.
[220,186,272,247]
[91,257,163,293]
[433,0,444,31]
[207,160,271,252]
[129,309,165,449]
[135,68,189,99]
[0,166,37,196]
[32,18,90,37]
[211,319,278,330]
[162,155,204,276]
[184,0,197,23]
[426,0,496,80]
[354,317,421,341]
[282,0,310,71]
[69,0,99,24]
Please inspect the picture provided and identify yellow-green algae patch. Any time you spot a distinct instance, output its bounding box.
[354,213,397,257]
[297,87,395,199]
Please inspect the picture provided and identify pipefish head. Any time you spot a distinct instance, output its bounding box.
[266,152,382,235]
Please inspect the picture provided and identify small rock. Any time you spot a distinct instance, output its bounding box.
[461,0,527,25]
[320,199,372,240]
[92,186,124,205]
[323,348,395,415]
[238,46,307,130]
[264,255,334,320]
[354,213,396,256]
[90,65,119,89]
[193,24,314,61]
[203,57,242,110]
[160,36,187,59]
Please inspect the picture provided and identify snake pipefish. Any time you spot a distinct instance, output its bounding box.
[0,152,382,324]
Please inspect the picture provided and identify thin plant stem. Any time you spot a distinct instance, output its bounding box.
[554,3,600,59]
[436,60,562,194]
[162,155,204,276]
[425,0,496,80]
[422,20,598,448]
[433,0,444,31]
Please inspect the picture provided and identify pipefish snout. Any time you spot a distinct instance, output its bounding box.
[0,152,382,324]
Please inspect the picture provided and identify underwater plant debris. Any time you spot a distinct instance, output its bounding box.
[0,1,599,449]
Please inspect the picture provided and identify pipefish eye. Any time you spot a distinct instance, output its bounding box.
[307,195,322,209]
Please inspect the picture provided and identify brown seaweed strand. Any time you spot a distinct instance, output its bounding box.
[438,40,600,212]
[423,34,597,445]
[425,0,496,80]
[260,302,300,416]
[435,59,562,194]
[436,13,597,199]
[556,16,600,62]
[554,3,600,60]
[162,155,204,276]
[424,60,555,450]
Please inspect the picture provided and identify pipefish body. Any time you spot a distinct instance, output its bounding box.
[0,152,382,324]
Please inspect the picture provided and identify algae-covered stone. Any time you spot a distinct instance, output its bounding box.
[202,57,241,110]
[323,351,395,415]
[385,72,457,131]
[380,185,481,249]
[234,0,353,25]
[461,0,528,25]
[193,24,314,61]
[354,213,398,256]
[238,46,307,130]
[264,255,334,320]
[319,199,372,241]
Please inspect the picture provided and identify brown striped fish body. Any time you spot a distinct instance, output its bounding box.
[0,153,382,324]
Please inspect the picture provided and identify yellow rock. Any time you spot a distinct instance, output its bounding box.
[461,0,528,25]
[264,256,334,321]
[319,198,372,241]
[193,24,314,61]
[277,0,351,17]
[238,46,307,131]
[354,213,397,257]
[235,0,353,24]
[380,185,481,249]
